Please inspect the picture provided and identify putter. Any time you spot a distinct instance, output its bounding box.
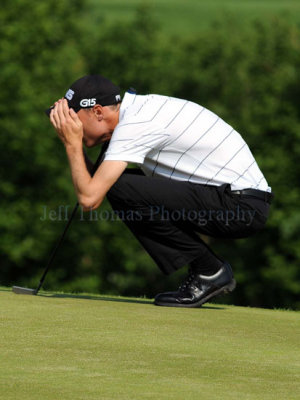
[12,143,108,295]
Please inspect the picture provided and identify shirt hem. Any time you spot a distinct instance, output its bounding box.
[104,154,145,164]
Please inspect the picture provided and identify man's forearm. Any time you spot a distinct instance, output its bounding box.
[64,144,127,211]
[83,149,95,176]
[65,144,95,206]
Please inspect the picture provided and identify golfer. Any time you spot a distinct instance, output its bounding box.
[47,74,273,308]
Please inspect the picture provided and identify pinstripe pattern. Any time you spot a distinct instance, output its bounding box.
[230,160,256,186]
[255,176,265,189]
[188,128,234,181]
[152,107,205,176]
[170,117,220,179]
[134,97,149,116]
[205,143,247,185]
[104,93,271,192]
[120,93,137,120]
[118,98,169,128]
[165,101,189,129]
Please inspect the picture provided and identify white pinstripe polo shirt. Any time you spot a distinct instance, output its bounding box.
[104,92,271,192]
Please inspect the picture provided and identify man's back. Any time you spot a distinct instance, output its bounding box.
[105,92,271,192]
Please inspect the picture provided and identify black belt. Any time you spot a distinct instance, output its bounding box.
[231,188,274,204]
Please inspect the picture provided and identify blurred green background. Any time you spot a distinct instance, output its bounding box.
[1,0,299,309]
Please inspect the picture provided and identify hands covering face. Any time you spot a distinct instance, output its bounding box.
[50,98,83,147]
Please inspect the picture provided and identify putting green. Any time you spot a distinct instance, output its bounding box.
[0,287,299,400]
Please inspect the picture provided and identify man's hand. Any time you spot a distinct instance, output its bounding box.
[48,98,127,211]
[50,98,83,147]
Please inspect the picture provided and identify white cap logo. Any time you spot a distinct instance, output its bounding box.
[65,89,75,100]
[80,98,96,107]
[115,94,121,102]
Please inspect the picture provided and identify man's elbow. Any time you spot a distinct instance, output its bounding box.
[79,195,102,212]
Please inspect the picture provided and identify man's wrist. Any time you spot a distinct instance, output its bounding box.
[65,142,82,153]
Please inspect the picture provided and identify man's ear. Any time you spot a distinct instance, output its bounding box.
[93,104,104,121]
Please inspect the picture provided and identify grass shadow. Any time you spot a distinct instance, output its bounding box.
[42,292,153,305]
[2,286,226,310]
[39,292,226,309]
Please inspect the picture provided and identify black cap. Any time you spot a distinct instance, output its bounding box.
[45,75,121,117]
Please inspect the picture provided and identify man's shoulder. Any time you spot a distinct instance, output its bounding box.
[115,92,204,140]
[120,92,197,122]
[118,93,167,126]
[122,92,193,111]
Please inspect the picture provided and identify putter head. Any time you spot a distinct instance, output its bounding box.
[12,286,37,295]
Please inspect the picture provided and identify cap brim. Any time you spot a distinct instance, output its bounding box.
[45,106,53,117]
[45,105,81,117]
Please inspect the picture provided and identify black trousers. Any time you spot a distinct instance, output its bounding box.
[107,169,271,275]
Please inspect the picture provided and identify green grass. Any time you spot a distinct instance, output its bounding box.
[88,0,300,35]
[1,287,299,400]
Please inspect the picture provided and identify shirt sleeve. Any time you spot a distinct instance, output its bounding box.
[104,121,170,164]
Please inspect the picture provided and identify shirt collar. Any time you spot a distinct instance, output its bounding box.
[119,91,137,122]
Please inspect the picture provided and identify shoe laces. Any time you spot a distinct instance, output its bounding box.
[179,270,196,292]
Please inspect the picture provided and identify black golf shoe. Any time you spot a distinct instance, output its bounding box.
[154,262,236,308]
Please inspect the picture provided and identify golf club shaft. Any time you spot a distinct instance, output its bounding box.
[35,144,108,294]
[35,202,80,293]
